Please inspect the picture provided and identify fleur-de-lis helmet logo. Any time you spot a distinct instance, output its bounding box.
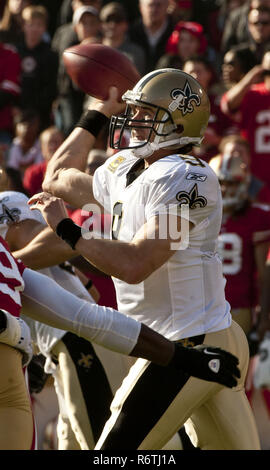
[169,81,201,116]
[0,197,21,224]
[176,184,207,209]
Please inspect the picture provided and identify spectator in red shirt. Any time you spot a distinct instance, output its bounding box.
[23,126,64,196]
[156,20,209,70]
[0,42,21,147]
[221,50,270,188]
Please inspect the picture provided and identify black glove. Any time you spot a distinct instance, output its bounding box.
[27,354,50,394]
[169,343,240,388]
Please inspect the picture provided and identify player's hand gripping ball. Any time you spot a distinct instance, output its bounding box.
[63,43,141,101]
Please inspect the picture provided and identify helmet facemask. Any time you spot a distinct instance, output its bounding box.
[110,99,181,158]
[109,69,210,158]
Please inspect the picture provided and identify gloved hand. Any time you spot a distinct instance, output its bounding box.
[28,354,50,394]
[170,343,240,388]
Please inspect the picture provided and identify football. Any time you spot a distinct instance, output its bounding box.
[63,43,141,101]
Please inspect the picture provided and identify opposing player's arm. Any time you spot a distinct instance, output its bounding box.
[6,219,44,252]
[12,225,75,269]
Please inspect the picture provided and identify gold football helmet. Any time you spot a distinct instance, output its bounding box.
[109,68,210,158]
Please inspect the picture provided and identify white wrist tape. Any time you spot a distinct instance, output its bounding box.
[0,310,33,366]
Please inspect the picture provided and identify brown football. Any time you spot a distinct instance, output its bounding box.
[63,43,141,100]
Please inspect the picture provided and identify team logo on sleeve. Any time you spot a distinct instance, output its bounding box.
[0,197,21,224]
[169,81,201,115]
[176,184,207,209]
[108,156,126,173]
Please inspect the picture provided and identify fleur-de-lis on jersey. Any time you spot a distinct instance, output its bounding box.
[0,198,21,224]
[176,184,207,209]
[169,81,201,115]
[77,352,94,370]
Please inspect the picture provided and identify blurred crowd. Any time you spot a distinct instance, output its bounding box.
[1,0,270,450]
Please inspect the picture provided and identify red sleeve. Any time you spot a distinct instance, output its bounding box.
[0,236,26,274]
[0,236,25,317]
[0,44,21,96]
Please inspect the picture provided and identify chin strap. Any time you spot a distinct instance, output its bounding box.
[130,136,203,158]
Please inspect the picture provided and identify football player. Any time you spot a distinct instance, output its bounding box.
[0,192,241,449]
[210,150,270,333]
[210,148,270,448]
[220,50,270,189]
[0,248,34,449]
[30,68,260,449]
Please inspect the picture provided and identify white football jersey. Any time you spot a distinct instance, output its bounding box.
[0,191,95,357]
[93,152,232,340]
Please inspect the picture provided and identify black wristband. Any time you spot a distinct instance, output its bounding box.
[84,279,93,290]
[76,110,109,137]
[56,218,82,250]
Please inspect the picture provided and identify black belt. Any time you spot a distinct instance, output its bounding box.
[175,334,205,348]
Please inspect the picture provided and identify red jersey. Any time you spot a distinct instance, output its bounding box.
[0,43,21,132]
[222,83,270,187]
[0,236,25,317]
[240,83,270,187]
[218,203,270,309]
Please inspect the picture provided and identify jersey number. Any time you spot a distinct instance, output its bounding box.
[218,233,242,275]
[255,110,270,153]
[111,202,123,240]
[179,155,206,167]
